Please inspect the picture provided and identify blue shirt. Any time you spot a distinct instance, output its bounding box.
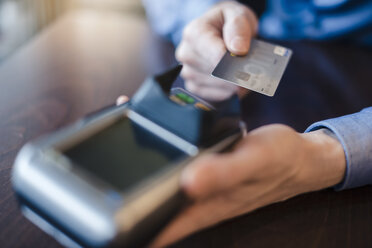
[142,0,372,190]
[260,0,372,45]
[142,0,372,45]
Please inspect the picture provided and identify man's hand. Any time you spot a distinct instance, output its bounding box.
[176,1,258,101]
[151,124,346,247]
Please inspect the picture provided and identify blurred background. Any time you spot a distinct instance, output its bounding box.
[0,0,144,61]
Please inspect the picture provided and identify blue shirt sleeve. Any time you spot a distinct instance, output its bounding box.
[260,0,372,46]
[141,0,225,45]
[305,107,372,190]
[143,0,372,46]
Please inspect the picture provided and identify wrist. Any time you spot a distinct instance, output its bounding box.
[299,129,346,192]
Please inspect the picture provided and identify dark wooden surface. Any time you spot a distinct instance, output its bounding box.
[1,9,372,248]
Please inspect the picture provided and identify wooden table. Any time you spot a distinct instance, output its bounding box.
[1,9,372,248]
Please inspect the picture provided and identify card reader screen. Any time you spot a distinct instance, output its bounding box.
[63,116,188,191]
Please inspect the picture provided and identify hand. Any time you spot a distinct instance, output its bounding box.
[151,124,346,247]
[116,95,129,105]
[176,1,258,101]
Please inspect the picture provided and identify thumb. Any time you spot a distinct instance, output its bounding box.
[116,95,129,105]
[222,7,257,55]
[180,153,244,199]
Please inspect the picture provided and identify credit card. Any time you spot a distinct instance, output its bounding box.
[211,39,292,97]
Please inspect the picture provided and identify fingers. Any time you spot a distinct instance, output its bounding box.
[176,41,222,74]
[176,2,258,101]
[151,183,270,248]
[151,125,311,248]
[180,132,273,199]
[182,64,238,100]
[150,194,242,248]
[116,95,129,105]
[176,33,235,101]
[185,82,237,101]
[176,25,226,74]
[222,6,257,55]
[182,65,237,89]
[180,125,310,201]
[180,153,249,199]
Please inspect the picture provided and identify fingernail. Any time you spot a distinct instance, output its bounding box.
[230,37,249,53]
[116,95,129,105]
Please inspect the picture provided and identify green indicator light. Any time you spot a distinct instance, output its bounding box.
[185,96,195,104]
[176,93,195,104]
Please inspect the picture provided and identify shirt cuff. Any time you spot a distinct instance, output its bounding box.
[305,107,372,190]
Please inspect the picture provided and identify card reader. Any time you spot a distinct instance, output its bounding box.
[12,65,243,248]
